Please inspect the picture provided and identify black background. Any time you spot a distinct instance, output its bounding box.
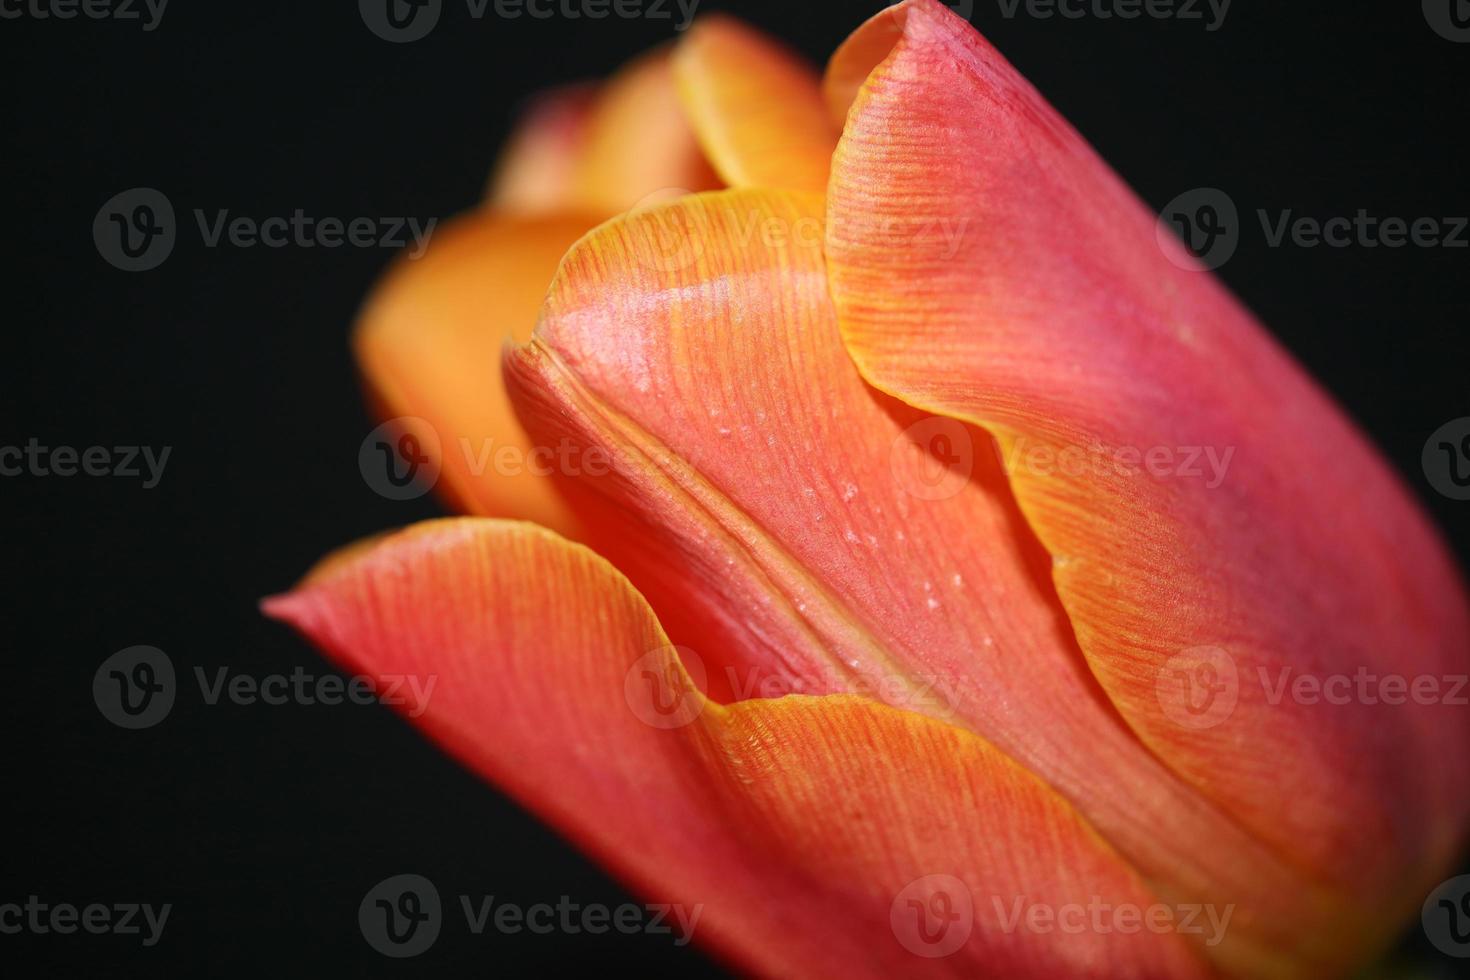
[6,0,1469,975]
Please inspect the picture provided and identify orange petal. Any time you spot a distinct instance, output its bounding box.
[264,518,1208,979]
[353,209,597,535]
[485,84,596,213]
[823,3,907,128]
[564,48,721,211]
[672,14,837,194]
[505,187,1362,975]
[824,0,1470,927]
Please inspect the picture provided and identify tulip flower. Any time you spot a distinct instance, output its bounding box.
[264,1,1470,975]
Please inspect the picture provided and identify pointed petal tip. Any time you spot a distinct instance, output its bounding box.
[258,592,294,620]
[822,0,1470,938]
[262,515,1212,979]
[673,13,836,194]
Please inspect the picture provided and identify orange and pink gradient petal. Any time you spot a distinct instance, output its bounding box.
[264,518,1211,979]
